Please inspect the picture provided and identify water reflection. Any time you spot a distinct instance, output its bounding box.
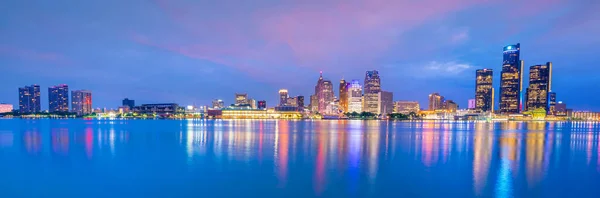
[1,120,600,197]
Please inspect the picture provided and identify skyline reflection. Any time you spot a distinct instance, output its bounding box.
[0,120,600,197]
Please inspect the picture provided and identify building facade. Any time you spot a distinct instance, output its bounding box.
[444,100,458,113]
[428,93,444,111]
[279,89,288,106]
[363,70,381,114]
[122,98,135,109]
[0,103,13,113]
[339,79,349,113]
[49,84,69,113]
[348,80,363,113]
[257,100,267,109]
[378,91,393,116]
[548,92,556,115]
[394,101,420,114]
[525,62,552,112]
[475,69,494,112]
[468,99,476,110]
[212,99,224,109]
[314,72,334,113]
[71,90,92,116]
[499,43,524,114]
[133,103,182,115]
[309,95,318,112]
[297,96,304,108]
[18,85,41,114]
[235,93,248,105]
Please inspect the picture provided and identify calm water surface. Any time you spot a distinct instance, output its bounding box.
[1,119,600,197]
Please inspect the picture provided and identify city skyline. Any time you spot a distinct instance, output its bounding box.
[1,1,599,110]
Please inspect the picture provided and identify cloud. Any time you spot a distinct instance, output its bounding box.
[424,61,473,74]
[0,45,70,65]
[450,28,469,44]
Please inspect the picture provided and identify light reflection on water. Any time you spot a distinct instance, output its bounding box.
[0,119,600,197]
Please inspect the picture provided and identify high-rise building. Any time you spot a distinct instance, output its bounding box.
[339,79,349,113]
[378,91,393,116]
[394,101,420,114]
[555,101,567,116]
[499,43,524,114]
[18,85,41,114]
[548,92,556,115]
[525,62,552,112]
[49,84,69,113]
[212,99,224,109]
[286,97,298,107]
[122,98,135,109]
[475,69,494,112]
[0,103,13,113]
[444,100,458,113]
[348,80,363,113]
[257,100,267,109]
[314,72,334,113]
[309,95,318,112]
[279,89,289,106]
[235,93,248,105]
[363,70,381,114]
[248,98,257,109]
[71,90,92,116]
[428,93,444,111]
[297,96,305,108]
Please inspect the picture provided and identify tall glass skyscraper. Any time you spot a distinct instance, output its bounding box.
[18,85,41,114]
[338,79,349,113]
[475,69,494,112]
[49,84,69,113]
[314,72,334,113]
[499,43,523,114]
[71,90,92,116]
[525,62,552,112]
[278,89,289,106]
[363,70,381,114]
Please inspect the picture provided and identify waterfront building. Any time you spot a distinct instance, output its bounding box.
[18,85,41,114]
[378,91,393,115]
[571,111,600,121]
[555,101,567,116]
[122,98,135,109]
[133,103,182,115]
[257,100,267,109]
[309,95,318,112]
[444,100,458,113]
[279,89,289,106]
[468,99,476,110]
[49,84,69,113]
[297,96,305,108]
[0,103,13,113]
[549,92,556,115]
[248,98,257,109]
[71,90,92,116]
[525,62,552,112]
[212,99,224,109]
[394,101,420,114]
[286,97,297,107]
[475,69,494,112]
[428,93,444,111]
[235,93,248,105]
[363,70,381,114]
[499,43,524,114]
[339,79,349,113]
[313,72,334,113]
[348,80,363,113]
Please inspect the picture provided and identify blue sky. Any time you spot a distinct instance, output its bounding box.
[1,0,599,110]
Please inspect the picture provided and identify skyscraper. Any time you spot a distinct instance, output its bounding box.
[444,100,458,113]
[475,69,494,112]
[297,95,305,108]
[122,98,135,109]
[378,91,393,116]
[212,99,224,109]
[549,92,556,115]
[525,62,552,112]
[348,80,363,113]
[428,93,444,111]
[314,72,334,113]
[499,43,524,114]
[18,85,41,114]
[309,95,318,112]
[71,90,92,116]
[235,93,248,106]
[257,100,267,109]
[279,89,289,106]
[49,84,69,113]
[363,70,381,114]
[338,79,349,113]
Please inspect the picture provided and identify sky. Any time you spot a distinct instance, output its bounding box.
[1,0,599,111]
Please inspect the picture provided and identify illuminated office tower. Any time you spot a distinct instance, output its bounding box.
[339,79,349,113]
[525,62,552,112]
[71,90,92,116]
[279,89,289,106]
[499,43,524,114]
[257,100,267,109]
[475,69,494,112]
[394,101,420,114]
[444,100,458,113]
[428,93,444,111]
[548,92,556,115]
[49,84,69,113]
[363,70,381,114]
[314,72,334,113]
[297,96,304,108]
[348,80,363,113]
[18,84,41,114]
[235,93,248,105]
[309,95,318,112]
